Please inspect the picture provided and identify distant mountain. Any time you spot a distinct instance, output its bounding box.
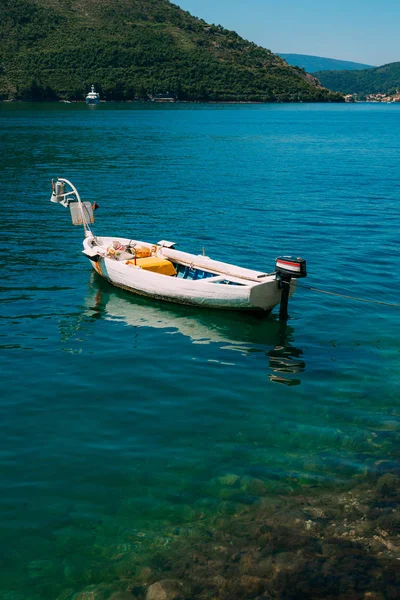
[279,54,375,73]
[0,0,343,103]
[315,62,400,96]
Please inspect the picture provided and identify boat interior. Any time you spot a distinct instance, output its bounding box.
[95,238,250,286]
[173,263,244,285]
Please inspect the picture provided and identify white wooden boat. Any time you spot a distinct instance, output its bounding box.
[50,178,307,316]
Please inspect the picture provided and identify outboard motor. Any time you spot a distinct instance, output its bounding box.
[275,256,307,321]
[50,179,65,203]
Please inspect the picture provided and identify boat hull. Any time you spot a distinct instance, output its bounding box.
[95,274,270,311]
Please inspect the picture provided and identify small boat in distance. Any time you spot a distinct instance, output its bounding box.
[50,178,307,317]
[85,85,100,104]
[150,92,175,103]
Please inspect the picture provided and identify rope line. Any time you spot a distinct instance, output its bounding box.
[296,283,400,308]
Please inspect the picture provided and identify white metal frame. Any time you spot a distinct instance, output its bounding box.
[56,177,93,238]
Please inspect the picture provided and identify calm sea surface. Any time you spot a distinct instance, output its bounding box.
[0,103,399,599]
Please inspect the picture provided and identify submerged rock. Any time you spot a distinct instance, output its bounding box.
[240,476,268,497]
[146,579,186,600]
[215,474,241,487]
[135,567,153,583]
[376,474,400,496]
[235,575,265,597]
[72,587,108,600]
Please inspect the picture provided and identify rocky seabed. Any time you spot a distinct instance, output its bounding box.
[52,465,400,600]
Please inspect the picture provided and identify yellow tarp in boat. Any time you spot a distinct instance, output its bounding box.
[126,257,177,276]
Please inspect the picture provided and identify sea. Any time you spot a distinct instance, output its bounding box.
[0,102,399,600]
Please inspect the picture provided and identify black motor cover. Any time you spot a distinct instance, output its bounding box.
[275,256,307,278]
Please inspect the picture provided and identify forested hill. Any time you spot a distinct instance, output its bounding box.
[315,62,400,96]
[279,54,374,73]
[0,0,343,102]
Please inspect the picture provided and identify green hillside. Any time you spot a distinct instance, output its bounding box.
[315,62,400,96]
[279,54,374,73]
[0,0,343,102]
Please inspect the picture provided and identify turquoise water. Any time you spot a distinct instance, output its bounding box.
[0,103,399,599]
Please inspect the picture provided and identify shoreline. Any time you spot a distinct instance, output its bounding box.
[3,99,396,106]
[0,99,343,105]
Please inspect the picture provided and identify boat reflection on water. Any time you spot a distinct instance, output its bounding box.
[268,344,305,387]
[83,275,306,386]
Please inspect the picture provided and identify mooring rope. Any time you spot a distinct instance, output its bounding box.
[296,283,400,308]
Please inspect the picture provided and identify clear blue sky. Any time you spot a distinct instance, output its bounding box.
[176,0,400,66]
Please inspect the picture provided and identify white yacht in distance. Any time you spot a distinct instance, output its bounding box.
[85,85,100,104]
